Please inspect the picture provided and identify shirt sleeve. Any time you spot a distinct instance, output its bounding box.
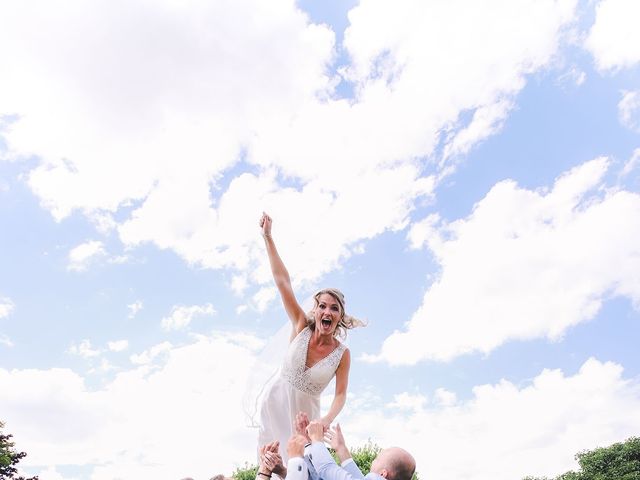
[342,459,365,480]
[308,442,365,480]
[286,457,309,480]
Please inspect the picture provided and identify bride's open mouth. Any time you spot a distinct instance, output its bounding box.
[321,318,332,329]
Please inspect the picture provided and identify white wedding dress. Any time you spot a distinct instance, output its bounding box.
[258,326,347,461]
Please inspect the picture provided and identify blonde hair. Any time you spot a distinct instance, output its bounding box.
[306,288,366,339]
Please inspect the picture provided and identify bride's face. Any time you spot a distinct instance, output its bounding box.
[313,293,342,336]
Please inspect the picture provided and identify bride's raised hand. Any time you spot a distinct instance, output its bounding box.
[259,212,272,238]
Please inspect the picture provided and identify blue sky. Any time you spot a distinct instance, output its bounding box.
[1,0,640,479]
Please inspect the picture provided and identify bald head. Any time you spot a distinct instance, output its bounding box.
[371,447,416,480]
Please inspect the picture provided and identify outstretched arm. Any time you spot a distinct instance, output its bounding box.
[307,421,365,480]
[320,348,350,427]
[260,212,307,337]
[325,423,352,464]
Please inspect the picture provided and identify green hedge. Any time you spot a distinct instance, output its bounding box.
[523,437,640,480]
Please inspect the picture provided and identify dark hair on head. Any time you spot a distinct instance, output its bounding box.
[306,288,366,339]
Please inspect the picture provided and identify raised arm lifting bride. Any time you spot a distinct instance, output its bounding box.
[256,212,364,462]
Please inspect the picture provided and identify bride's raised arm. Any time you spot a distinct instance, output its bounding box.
[260,212,308,337]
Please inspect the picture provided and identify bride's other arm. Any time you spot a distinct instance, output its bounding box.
[321,348,351,428]
[260,212,307,337]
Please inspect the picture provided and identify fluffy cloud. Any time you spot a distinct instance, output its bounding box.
[585,0,640,71]
[245,0,578,287]
[372,157,640,364]
[69,339,129,359]
[67,241,106,272]
[68,340,101,359]
[160,303,216,331]
[129,341,173,366]
[0,0,578,297]
[622,148,640,178]
[340,358,640,480]
[0,296,14,318]
[127,300,143,319]
[386,392,427,413]
[618,90,640,132]
[107,340,128,353]
[0,332,261,479]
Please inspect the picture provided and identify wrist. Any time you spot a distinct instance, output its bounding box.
[336,446,351,462]
[272,465,287,477]
[258,471,272,478]
[321,415,333,425]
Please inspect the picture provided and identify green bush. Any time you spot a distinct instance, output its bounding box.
[0,420,38,480]
[232,462,258,480]
[523,437,640,480]
[350,440,381,475]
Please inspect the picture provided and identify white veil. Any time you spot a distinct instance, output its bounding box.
[242,320,292,428]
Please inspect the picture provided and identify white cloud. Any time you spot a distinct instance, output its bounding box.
[89,358,115,375]
[434,388,457,407]
[386,392,427,413]
[127,300,143,319]
[67,241,106,272]
[236,305,248,315]
[372,157,640,364]
[442,99,514,160]
[33,466,79,480]
[160,303,216,331]
[0,296,15,318]
[557,66,586,87]
[585,0,640,71]
[340,358,640,480]
[618,90,640,132]
[0,0,578,299]
[68,340,101,359]
[107,340,128,353]
[0,332,259,479]
[129,341,173,366]
[252,287,277,313]
[621,148,640,178]
[0,297,15,348]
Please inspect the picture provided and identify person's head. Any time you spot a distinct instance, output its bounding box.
[307,288,364,339]
[370,447,416,480]
[210,475,233,480]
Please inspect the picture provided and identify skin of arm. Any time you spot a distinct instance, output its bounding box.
[295,411,312,442]
[325,423,351,464]
[320,348,350,427]
[307,421,365,480]
[265,441,286,478]
[257,444,272,477]
[260,213,307,337]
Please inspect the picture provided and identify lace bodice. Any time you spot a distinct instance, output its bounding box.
[281,327,346,396]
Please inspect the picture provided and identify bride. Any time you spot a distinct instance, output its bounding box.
[256,212,363,461]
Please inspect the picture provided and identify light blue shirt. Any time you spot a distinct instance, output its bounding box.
[308,442,385,480]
